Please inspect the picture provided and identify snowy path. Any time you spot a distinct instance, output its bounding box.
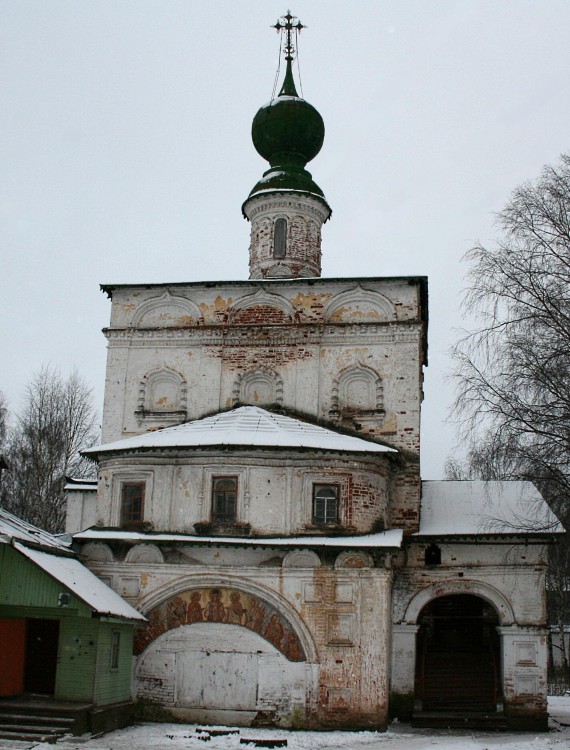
[6,698,570,750]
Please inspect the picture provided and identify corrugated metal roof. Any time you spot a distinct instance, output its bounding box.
[0,506,72,553]
[417,480,564,536]
[13,542,145,621]
[83,406,397,458]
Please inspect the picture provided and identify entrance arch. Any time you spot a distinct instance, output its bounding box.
[136,622,310,719]
[415,594,501,712]
[134,585,309,662]
[133,582,319,725]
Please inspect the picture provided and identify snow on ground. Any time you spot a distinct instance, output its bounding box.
[7,698,570,750]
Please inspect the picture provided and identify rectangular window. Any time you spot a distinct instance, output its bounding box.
[121,482,145,525]
[212,476,238,523]
[312,484,339,526]
[110,630,120,670]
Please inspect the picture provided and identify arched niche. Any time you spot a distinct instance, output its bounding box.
[307,219,320,250]
[265,264,295,279]
[125,544,164,564]
[282,549,321,568]
[135,367,187,424]
[331,364,384,421]
[289,215,307,253]
[334,551,373,569]
[228,288,295,325]
[324,285,396,323]
[81,542,114,563]
[232,368,284,407]
[131,290,203,328]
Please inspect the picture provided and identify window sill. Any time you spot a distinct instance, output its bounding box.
[193,521,252,537]
[121,521,154,533]
[303,524,350,535]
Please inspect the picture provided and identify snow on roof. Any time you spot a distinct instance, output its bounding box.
[0,506,72,553]
[13,542,145,621]
[74,527,403,549]
[101,275,428,294]
[64,482,98,492]
[83,406,397,458]
[417,480,564,536]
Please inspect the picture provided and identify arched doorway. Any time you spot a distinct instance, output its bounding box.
[133,585,317,726]
[415,594,500,712]
[136,623,309,718]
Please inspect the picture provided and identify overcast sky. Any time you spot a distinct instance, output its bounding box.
[2,1,569,478]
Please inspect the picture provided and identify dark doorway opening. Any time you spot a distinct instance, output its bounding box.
[415,594,500,712]
[24,619,60,695]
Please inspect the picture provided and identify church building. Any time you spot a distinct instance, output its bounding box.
[71,13,562,731]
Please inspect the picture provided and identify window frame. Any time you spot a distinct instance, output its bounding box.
[211,475,239,523]
[312,483,340,527]
[273,217,287,259]
[110,630,121,671]
[121,481,145,526]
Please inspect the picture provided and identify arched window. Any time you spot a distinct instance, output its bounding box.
[312,484,339,526]
[273,218,287,258]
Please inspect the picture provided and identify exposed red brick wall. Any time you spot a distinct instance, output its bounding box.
[232,305,292,325]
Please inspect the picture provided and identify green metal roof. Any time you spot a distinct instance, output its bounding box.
[246,58,330,208]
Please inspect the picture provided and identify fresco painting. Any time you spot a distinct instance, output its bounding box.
[134,587,305,661]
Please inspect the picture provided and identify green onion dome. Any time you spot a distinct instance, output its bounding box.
[245,60,329,206]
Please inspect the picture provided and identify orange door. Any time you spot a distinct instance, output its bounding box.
[0,618,26,696]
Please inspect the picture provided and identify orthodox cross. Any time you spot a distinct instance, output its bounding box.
[272,10,305,61]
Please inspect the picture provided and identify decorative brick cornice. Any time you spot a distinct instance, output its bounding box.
[245,193,330,224]
[103,323,423,349]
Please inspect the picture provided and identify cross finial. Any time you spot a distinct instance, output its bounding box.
[272,10,305,62]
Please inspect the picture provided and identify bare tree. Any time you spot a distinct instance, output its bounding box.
[2,367,98,532]
[0,390,8,448]
[0,391,9,490]
[451,154,570,514]
[449,153,570,678]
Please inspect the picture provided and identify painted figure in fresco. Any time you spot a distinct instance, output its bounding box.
[245,596,267,633]
[263,613,284,648]
[167,596,186,628]
[187,591,204,623]
[226,591,246,625]
[283,628,304,661]
[204,588,226,622]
